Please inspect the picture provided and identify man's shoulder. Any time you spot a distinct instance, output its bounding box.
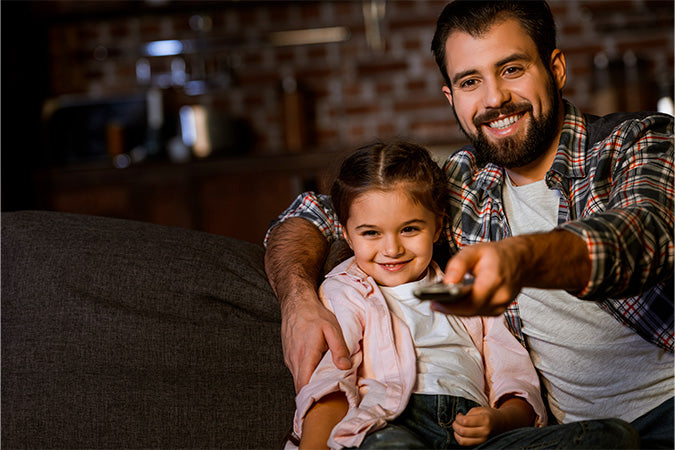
[449,144,476,158]
[444,146,503,185]
[584,110,672,147]
[444,145,476,171]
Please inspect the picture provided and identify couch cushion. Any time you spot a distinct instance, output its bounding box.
[1,210,294,448]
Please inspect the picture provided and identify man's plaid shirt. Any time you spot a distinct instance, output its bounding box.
[267,101,674,353]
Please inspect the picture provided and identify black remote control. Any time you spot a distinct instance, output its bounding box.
[413,276,474,303]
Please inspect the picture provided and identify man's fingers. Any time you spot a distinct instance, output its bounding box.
[282,306,349,392]
[294,350,322,393]
[436,242,523,316]
[324,324,352,370]
[281,316,325,392]
[443,251,474,285]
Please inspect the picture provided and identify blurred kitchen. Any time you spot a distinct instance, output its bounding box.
[2,0,673,243]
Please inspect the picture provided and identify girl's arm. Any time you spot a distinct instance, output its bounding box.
[295,278,366,449]
[451,395,534,446]
[299,391,349,450]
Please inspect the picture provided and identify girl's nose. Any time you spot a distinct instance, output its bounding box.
[382,235,405,258]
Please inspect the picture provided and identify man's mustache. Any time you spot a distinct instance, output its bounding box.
[473,103,533,127]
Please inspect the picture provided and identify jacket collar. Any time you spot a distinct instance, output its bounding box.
[326,256,443,299]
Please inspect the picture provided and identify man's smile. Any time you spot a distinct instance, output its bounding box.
[487,113,524,130]
[480,112,527,138]
[473,103,532,137]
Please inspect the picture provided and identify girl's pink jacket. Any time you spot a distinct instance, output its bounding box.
[292,257,547,449]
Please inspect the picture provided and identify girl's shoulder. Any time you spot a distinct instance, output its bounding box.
[321,257,377,304]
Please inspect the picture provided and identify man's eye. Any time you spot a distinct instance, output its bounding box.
[460,79,478,89]
[503,66,523,77]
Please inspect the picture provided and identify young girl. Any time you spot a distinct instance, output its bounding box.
[288,141,546,449]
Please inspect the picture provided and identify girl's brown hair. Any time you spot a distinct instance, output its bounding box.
[331,141,449,229]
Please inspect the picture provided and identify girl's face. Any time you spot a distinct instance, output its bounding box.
[343,186,442,287]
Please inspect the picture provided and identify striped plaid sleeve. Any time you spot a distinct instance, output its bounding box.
[600,280,674,353]
[503,302,526,348]
[559,113,674,299]
[264,191,343,246]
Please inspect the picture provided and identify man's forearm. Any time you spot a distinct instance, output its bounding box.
[264,217,330,307]
[442,228,592,316]
[513,229,591,292]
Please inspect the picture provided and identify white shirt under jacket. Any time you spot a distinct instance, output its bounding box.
[290,257,546,449]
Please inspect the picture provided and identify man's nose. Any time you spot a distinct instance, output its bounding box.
[483,77,510,109]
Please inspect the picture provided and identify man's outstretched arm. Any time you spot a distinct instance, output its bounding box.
[264,217,351,392]
[437,229,591,317]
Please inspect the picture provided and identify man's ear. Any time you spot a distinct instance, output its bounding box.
[441,85,454,107]
[550,49,567,91]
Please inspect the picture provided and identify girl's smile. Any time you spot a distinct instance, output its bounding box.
[377,260,412,272]
[343,185,442,287]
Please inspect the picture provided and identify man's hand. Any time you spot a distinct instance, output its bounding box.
[280,289,351,392]
[434,230,590,317]
[439,239,525,316]
[265,217,352,392]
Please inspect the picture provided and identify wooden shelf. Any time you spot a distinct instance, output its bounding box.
[34,151,347,244]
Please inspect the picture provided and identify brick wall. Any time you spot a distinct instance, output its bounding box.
[43,0,673,156]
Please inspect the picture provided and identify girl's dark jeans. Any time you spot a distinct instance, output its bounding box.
[353,393,645,449]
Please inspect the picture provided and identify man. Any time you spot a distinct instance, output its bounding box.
[265,1,674,448]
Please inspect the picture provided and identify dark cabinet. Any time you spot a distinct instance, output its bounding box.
[35,152,342,244]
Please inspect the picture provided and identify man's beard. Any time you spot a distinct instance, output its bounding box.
[454,81,561,169]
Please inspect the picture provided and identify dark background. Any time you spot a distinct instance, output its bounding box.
[2,0,673,242]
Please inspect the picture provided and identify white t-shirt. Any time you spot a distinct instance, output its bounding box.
[502,176,673,423]
[380,273,488,407]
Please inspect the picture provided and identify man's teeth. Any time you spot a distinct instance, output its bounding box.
[488,114,522,129]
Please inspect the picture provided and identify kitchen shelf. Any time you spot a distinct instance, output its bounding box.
[34,150,347,244]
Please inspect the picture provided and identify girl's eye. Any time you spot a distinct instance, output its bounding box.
[402,226,420,234]
[361,230,379,237]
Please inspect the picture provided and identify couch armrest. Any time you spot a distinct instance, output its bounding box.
[1,211,294,448]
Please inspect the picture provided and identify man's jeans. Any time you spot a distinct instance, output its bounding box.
[630,396,674,449]
[480,396,674,450]
[355,394,640,449]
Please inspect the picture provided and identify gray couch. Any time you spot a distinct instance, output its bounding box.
[1,210,296,448]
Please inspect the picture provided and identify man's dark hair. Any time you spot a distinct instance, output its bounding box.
[431,1,557,88]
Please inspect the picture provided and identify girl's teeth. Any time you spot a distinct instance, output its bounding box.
[489,114,521,129]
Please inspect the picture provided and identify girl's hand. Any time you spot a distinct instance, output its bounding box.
[451,406,507,446]
[452,397,535,446]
